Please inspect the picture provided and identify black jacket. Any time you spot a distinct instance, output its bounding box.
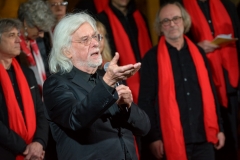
[43,67,150,160]
[0,65,49,160]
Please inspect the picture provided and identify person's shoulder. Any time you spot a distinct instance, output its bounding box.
[20,65,34,77]
[44,72,67,84]
[142,46,158,63]
[96,11,108,21]
[221,0,235,6]
[221,0,236,12]
[145,46,158,57]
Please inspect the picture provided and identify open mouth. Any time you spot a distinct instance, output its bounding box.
[90,51,100,56]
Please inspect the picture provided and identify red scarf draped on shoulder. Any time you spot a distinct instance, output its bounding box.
[94,0,109,13]
[157,36,219,160]
[104,6,152,103]
[20,35,46,93]
[183,0,239,107]
[0,59,36,160]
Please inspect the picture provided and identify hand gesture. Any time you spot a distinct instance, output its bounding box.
[103,52,141,87]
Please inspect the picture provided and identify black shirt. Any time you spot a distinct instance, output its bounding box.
[7,66,24,115]
[168,41,206,143]
[74,67,114,93]
[197,0,215,36]
[197,0,239,93]
[138,40,222,144]
[74,67,132,159]
[97,0,144,62]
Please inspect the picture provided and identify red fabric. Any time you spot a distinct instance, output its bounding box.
[157,36,219,160]
[183,0,239,107]
[20,35,46,92]
[94,0,109,13]
[104,7,152,103]
[0,59,36,160]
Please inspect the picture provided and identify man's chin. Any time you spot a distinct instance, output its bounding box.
[88,60,102,68]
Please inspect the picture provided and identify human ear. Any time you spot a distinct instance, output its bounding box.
[62,48,72,59]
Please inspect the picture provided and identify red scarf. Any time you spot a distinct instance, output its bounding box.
[94,0,109,13]
[157,36,219,160]
[0,59,36,160]
[20,35,46,93]
[104,6,152,103]
[183,0,239,107]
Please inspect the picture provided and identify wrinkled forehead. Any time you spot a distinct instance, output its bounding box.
[159,4,181,20]
[2,27,19,35]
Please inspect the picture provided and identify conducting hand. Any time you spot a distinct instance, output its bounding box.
[103,52,141,87]
[23,142,44,160]
[115,84,133,110]
[197,40,219,53]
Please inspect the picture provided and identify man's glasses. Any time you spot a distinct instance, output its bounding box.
[160,16,182,27]
[72,34,103,46]
[49,1,68,7]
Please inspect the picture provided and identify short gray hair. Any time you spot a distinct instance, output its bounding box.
[154,1,191,36]
[49,12,97,74]
[18,0,55,31]
[0,18,22,41]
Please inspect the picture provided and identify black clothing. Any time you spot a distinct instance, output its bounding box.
[7,67,24,114]
[186,142,215,160]
[166,42,206,144]
[197,0,214,36]
[96,0,150,62]
[0,65,49,160]
[36,37,51,78]
[138,41,222,160]
[74,0,98,16]
[43,67,150,160]
[182,0,240,159]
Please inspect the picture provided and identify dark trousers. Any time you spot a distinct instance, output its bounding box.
[140,141,214,160]
[186,142,215,160]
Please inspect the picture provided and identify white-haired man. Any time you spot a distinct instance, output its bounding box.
[43,12,150,160]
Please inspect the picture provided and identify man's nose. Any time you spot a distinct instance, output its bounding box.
[16,36,21,42]
[169,20,175,26]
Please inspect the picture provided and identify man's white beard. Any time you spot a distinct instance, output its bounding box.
[76,55,103,68]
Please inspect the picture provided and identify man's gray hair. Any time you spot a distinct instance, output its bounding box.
[49,12,97,74]
[0,18,22,41]
[154,1,191,36]
[18,0,55,31]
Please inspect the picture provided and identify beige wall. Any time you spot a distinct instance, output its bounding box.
[0,0,27,18]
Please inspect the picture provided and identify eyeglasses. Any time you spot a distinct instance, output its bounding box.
[49,1,68,7]
[160,16,182,26]
[72,34,103,46]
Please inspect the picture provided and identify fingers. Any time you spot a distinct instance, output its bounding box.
[198,40,219,53]
[24,142,44,160]
[103,52,141,87]
[214,132,225,150]
[116,85,133,107]
[149,140,164,159]
[110,52,120,65]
